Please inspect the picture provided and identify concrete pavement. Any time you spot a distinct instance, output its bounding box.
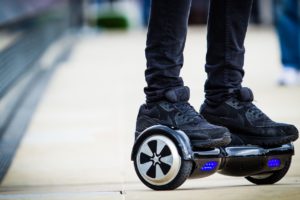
[0,27,300,199]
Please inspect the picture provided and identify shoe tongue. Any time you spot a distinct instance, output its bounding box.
[237,87,254,102]
[165,86,190,103]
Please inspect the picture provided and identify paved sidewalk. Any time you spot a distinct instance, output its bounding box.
[0,27,300,200]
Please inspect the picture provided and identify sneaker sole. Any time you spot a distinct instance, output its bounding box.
[235,133,298,147]
[191,132,231,148]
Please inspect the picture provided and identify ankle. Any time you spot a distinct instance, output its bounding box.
[205,87,254,107]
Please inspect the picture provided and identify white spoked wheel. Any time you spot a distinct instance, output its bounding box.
[134,135,192,190]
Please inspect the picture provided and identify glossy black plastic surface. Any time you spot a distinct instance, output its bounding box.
[217,144,294,176]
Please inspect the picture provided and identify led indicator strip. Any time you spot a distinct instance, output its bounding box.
[268,158,281,168]
[201,161,218,171]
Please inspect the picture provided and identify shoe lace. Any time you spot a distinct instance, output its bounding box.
[248,104,267,119]
[230,87,269,120]
[174,102,201,122]
[233,99,267,119]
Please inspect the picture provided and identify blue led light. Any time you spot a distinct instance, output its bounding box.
[268,158,281,168]
[201,161,218,171]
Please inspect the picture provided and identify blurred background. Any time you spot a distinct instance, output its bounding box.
[0,0,300,199]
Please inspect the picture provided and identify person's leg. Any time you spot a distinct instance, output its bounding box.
[144,0,190,103]
[136,0,231,148]
[275,0,299,68]
[204,0,253,106]
[141,0,151,27]
[201,0,298,146]
[275,0,300,85]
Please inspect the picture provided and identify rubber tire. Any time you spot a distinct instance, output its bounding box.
[245,157,292,185]
[134,158,192,190]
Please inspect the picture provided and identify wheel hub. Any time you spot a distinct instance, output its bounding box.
[136,135,181,186]
[151,153,161,165]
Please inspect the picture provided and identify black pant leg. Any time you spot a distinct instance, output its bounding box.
[205,0,253,106]
[144,0,192,103]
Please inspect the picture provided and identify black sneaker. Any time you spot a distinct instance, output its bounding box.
[200,87,299,147]
[136,86,231,148]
